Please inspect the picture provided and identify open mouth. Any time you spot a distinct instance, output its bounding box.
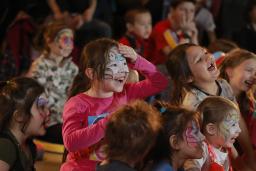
[245,80,254,88]
[207,61,216,71]
[114,77,126,84]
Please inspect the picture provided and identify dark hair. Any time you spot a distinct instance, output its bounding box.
[197,96,239,133]
[245,0,256,22]
[68,38,119,98]
[125,8,150,24]
[105,100,161,164]
[166,43,196,105]
[0,77,44,132]
[219,48,256,117]
[149,101,200,163]
[170,0,196,9]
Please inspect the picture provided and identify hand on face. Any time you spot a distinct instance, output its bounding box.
[118,44,138,63]
[179,15,198,37]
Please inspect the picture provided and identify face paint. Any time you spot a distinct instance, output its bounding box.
[185,121,205,147]
[55,29,74,57]
[219,112,240,142]
[35,95,49,118]
[104,47,129,80]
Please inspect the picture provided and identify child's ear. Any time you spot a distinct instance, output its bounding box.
[205,123,217,135]
[85,68,94,79]
[169,135,180,150]
[13,110,24,122]
[225,67,234,79]
[126,23,133,32]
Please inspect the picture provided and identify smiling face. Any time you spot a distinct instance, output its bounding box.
[54,28,74,57]
[227,58,256,95]
[186,46,220,84]
[102,47,129,93]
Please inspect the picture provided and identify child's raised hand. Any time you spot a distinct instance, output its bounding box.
[118,44,138,63]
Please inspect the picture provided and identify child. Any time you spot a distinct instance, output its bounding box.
[0,77,49,171]
[147,101,204,171]
[184,96,241,171]
[96,100,162,171]
[166,43,256,170]
[219,49,256,148]
[60,38,168,171]
[27,20,78,144]
[150,0,198,65]
[119,8,153,60]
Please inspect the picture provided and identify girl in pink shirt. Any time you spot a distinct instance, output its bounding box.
[60,38,168,171]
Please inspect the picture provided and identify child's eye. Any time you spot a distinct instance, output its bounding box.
[196,58,202,63]
[110,64,117,67]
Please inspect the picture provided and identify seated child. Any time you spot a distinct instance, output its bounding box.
[147,101,205,171]
[0,77,49,170]
[119,7,153,60]
[96,100,162,171]
[184,96,241,171]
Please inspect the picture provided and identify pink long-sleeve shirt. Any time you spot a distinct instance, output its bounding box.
[61,56,168,171]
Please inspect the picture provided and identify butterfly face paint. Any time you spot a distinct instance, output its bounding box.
[219,112,241,146]
[104,47,129,80]
[185,120,205,147]
[55,28,74,57]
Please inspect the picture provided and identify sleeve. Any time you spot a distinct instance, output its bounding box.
[125,56,169,100]
[183,142,208,171]
[62,98,110,152]
[119,37,130,46]
[27,59,47,85]
[0,138,16,166]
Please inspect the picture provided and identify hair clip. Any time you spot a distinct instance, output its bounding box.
[160,107,167,113]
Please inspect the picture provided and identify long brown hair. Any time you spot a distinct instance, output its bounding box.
[219,48,256,116]
[68,38,119,98]
[166,43,196,105]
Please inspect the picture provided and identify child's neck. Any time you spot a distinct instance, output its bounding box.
[49,52,64,65]
[85,87,113,98]
[193,81,219,96]
[172,153,185,170]
[206,135,224,150]
[10,127,27,145]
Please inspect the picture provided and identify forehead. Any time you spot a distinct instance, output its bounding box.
[186,119,199,128]
[135,12,151,22]
[237,58,256,68]
[225,110,239,121]
[56,29,73,39]
[186,46,205,61]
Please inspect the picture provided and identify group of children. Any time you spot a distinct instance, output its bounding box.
[0,0,256,171]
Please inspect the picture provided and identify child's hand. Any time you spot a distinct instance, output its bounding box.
[118,44,138,63]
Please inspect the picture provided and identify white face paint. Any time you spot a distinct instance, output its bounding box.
[104,47,129,80]
[219,112,241,147]
[55,29,74,57]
